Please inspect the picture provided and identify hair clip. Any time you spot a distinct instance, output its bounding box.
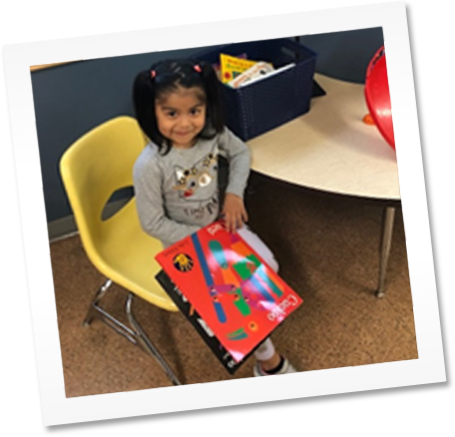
[150,70,156,79]
[193,64,202,73]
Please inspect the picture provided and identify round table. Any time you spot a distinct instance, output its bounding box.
[247,74,400,297]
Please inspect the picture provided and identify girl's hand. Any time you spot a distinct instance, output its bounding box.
[221,193,248,233]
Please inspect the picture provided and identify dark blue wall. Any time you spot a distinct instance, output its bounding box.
[32,28,383,223]
[300,27,384,83]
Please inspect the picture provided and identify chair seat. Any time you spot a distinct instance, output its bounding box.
[85,198,178,312]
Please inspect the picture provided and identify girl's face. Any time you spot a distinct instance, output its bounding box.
[155,86,207,149]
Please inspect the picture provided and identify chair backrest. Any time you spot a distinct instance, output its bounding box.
[60,116,148,257]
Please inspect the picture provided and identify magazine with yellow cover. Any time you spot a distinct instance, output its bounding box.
[212,53,247,80]
[219,54,259,84]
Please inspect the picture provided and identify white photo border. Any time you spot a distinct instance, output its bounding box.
[3,1,445,426]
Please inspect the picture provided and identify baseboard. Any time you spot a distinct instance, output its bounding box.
[48,215,78,242]
[48,198,131,242]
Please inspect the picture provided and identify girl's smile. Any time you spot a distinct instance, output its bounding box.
[155,86,207,149]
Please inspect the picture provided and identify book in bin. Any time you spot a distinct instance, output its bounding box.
[155,221,303,373]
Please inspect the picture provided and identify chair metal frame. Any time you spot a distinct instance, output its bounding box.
[83,278,181,386]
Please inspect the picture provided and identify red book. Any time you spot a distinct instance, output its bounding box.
[155,221,303,363]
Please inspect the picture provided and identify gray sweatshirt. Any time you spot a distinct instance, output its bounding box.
[133,127,251,248]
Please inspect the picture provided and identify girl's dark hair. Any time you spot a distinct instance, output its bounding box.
[133,59,224,155]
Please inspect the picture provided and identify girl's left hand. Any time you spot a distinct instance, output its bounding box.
[221,193,248,233]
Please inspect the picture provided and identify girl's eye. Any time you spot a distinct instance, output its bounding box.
[191,108,202,115]
[166,111,177,118]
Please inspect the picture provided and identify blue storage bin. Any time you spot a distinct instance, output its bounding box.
[193,38,317,141]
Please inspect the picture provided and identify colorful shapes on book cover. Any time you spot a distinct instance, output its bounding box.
[208,240,228,269]
[228,288,251,317]
[172,253,194,272]
[191,233,227,324]
[156,221,303,363]
[227,327,248,340]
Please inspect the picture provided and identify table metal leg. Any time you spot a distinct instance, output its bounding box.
[376,206,396,298]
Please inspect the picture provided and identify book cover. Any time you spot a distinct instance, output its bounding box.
[155,269,250,374]
[212,52,247,80]
[219,53,258,84]
[155,221,303,364]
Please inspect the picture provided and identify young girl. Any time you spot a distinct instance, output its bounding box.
[132,59,296,377]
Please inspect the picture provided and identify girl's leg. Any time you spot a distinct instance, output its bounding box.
[236,226,279,273]
[253,338,281,371]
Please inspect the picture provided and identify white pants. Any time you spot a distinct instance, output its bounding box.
[237,226,279,274]
[236,226,279,362]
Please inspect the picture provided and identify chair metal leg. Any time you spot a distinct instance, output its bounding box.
[83,279,181,385]
[376,206,396,298]
[83,279,112,326]
[126,294,181,386]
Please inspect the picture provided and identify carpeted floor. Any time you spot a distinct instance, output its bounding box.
[49,172,417,398]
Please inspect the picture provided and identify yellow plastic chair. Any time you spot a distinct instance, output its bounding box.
[60,116,181,385]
